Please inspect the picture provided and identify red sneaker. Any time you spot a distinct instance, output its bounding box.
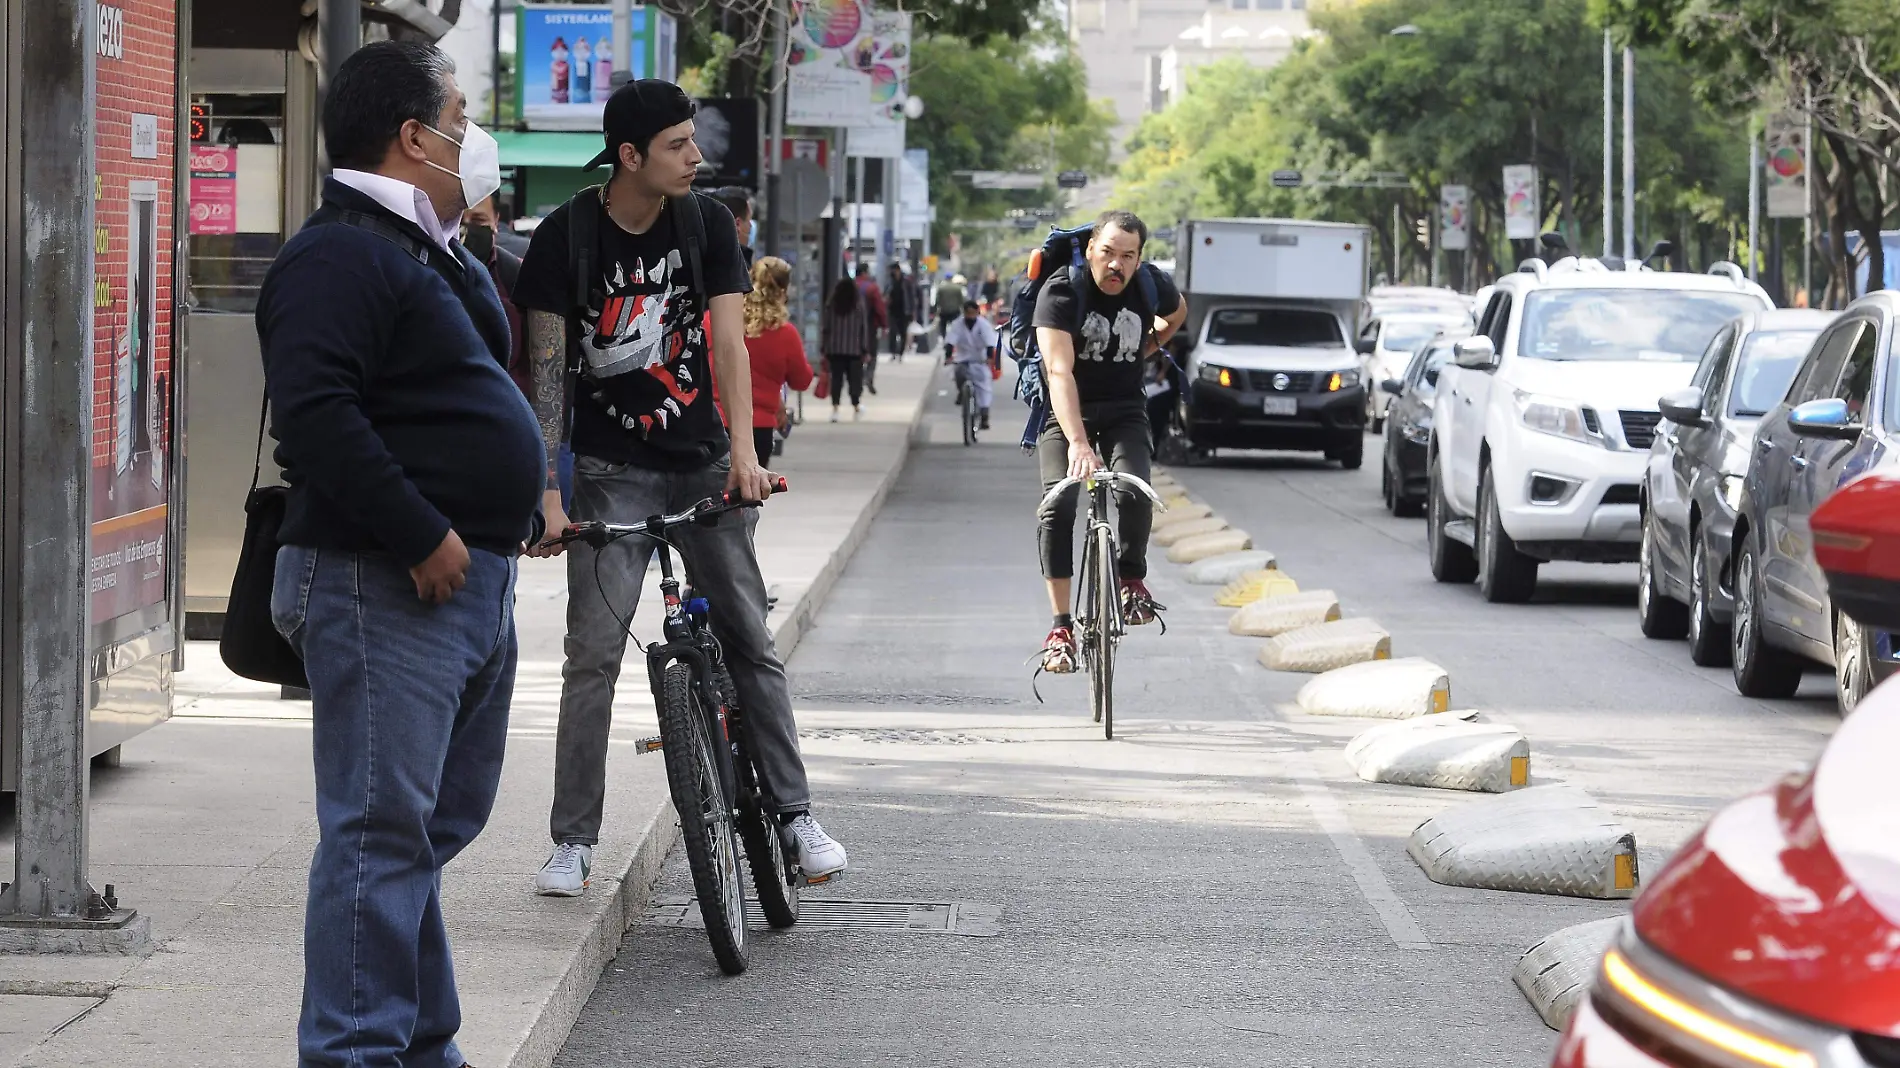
[1120,579,1166,626]
[1040,626,1078,674]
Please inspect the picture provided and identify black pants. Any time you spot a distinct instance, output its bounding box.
[752,426,776,462]
[828,354,865,407]
[1036,401,1153,581]
[888,316,911,357]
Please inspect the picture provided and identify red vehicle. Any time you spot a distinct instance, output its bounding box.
[1811,471,1900,633]
[1554,674,1900,1067]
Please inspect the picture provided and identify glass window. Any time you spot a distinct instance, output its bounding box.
[1486,294,1512,350]
[1727,329,1825,417]
[1690,326,1733,389]
[1836,322,1881,422]
[1788,322,1862,405]
[1517,289,1765,362]
[187,92,287,314]
[1411,344,1454,397]
[1206,308,1342,347]
[1380,319,1461,355]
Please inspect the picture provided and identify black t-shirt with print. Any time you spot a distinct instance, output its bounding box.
[1031,265,1182,405]
[513,191,751,471]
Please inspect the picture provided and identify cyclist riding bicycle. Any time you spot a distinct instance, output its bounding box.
[1033,210,1187,674]
[944,299,998,430]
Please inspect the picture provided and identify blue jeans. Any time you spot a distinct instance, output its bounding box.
[273,545,518,1068]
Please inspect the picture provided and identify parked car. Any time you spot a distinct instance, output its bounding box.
[1356,310,1472,432]
[1638,309,1836,665]
[1730,291,1900,713]
[1553,671,1900,1068]
[1427,257,1772,602]
[1380,331,1468,517]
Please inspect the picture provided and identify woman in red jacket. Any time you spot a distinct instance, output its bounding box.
[744,256,814,461]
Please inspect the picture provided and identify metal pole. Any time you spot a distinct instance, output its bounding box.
[1602,30,1613,259]
[880,156,898,279]
[1391,200,1401,282]
[1622,46,1636,261]
[1803,88,1813,304]
[321,0,360,89]
[612,0,632,88]
[1747,124,1760,283]
[851,154,863,274]
[490,0,503,127]
[0,0,116,933]
[763,3,787,258]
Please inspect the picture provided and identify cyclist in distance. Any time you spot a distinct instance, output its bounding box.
[944,299,998,430]
[1033,210,1187,674]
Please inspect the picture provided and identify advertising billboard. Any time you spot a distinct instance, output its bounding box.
[1502,165,1540,240]
[516,4,677,132]
[1439,185,1469,251]
[1764,114,1808,219]
[787,0,903,128]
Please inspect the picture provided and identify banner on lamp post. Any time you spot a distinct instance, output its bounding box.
[1502,165,1540,240]
[1764,113,1808,219]
[787,1,910,131]
[1440,185,1470,251]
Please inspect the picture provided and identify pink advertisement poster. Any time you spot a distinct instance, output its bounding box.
[188,146,236,235]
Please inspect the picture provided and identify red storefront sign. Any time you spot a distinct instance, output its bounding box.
[188,146,235,235]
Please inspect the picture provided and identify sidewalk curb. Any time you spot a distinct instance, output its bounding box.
[502,365,936,1068]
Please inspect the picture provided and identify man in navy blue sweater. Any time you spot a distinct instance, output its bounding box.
[254,40,541,1068]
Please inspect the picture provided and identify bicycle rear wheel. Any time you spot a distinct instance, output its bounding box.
[657,662,748,973]
[1089,524,1119,739]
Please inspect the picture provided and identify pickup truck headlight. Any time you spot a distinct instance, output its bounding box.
[1514,390,1603,447]
[1325,369,1361,392]
[1199,362,1233,388]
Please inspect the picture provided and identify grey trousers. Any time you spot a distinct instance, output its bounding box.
[550,454,811,846]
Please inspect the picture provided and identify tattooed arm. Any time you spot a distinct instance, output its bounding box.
[525,309,570,558]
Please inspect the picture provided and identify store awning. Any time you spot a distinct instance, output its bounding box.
[495,131,603,170]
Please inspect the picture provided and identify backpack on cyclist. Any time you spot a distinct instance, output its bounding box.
[1006,224,1163,450]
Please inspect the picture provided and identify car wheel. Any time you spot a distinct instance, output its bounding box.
[1381,460,1397,514]
[1477,466,1538,603]
[1428,462,1477,584]
[1687,534,1730,667]
[1730,540,1804,699]
[1336,433,1364,471]
[1834,610,1876,716]
[1637,513,1689,640]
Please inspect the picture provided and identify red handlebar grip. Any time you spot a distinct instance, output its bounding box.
[773,476,790,493]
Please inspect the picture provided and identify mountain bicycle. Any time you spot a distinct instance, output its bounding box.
[1037,471,1165,739]
[551,478,809,976]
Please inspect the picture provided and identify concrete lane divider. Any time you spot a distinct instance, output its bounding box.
[1343,713,1530,792]
[1166,528,1253,564]
[1216,570,1298,606]
[1228,590,1340,636]
[1295,657,1451,719]
[1186,550,1277,586]
[1162,493,1193,511]
[1407,785,1640,899]
[1153,502,1213,528]
[1153,516,1229,546]
[1258,617,1390,672]
[1513,917,1623,1031]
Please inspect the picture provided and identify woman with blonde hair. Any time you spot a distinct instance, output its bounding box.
[743,256,813,460]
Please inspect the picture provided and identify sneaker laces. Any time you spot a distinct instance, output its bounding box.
[545,843,584,875]
[1028,626,1077,703]
[788,814,832,851]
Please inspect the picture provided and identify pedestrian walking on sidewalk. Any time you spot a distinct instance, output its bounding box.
[255,40,543,1068]
[854,263,887,394]
[885,261,912,364]
[744,256,813,459]
[822,277,874,421]
[511,78,848,898]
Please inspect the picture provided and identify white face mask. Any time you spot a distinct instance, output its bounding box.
[423,120,502,213]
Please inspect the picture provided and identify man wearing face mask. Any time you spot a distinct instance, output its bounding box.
[944,299,997,429]
[254,40,541,1068]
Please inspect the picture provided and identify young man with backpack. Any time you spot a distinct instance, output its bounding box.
[511,79,848,897]
[1021,210,1187,674]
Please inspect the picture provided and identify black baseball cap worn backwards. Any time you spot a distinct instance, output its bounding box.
[584,79,698,171]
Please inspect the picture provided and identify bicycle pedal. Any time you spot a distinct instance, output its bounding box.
[801,869,844,888]
[636,736,664,754]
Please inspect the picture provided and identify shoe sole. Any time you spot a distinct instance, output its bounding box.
[534,881,589,898]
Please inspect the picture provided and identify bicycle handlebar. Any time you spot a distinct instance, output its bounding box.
[548,476,789,549]
[1037,472,1166,513]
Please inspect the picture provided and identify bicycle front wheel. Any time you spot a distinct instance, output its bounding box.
[961,380,977,446]
[1089,524,1118,739]
[658,662,749,974]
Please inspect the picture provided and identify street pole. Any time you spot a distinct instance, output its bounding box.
[1803,88,1813,304]
[880,155,898,279]
[1747,123,1760,283]
[1622,46,1636,261]
[1391,200,1401,283]
[1602,30,1614,259]
[611,0,632,88]
[763,2,787,258]
[0,0,143,950]
[490,0,502,127]
[851,154,863,274]
[321,0,360,90]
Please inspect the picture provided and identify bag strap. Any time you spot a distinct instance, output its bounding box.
[670,190,708,300]
[565,185,602,376]
[333,209,508,368]
[247,393,268,497]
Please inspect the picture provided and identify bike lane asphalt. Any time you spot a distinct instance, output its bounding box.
[0,355,938,1068]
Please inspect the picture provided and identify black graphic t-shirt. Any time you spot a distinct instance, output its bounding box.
[513,192,751,470]
[1032,265,1182,405]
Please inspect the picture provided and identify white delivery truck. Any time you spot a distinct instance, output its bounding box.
[1173,218,1371,467]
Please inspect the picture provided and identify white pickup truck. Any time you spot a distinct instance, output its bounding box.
[1173,218,1371,468]
[1427,257,1771,602]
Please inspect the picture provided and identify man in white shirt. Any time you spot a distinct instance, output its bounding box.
[944,299,998,429]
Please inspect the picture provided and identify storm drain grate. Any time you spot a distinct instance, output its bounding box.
[643,898,1001,936]
[799,728,1021,745]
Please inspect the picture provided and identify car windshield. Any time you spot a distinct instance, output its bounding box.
[1381,320,1461,354]
[1207,308,1342,348]
[1518,289,1764,362]
[1728,329,1824,417]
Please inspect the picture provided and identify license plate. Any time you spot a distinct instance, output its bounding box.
[1262,396,1298,417]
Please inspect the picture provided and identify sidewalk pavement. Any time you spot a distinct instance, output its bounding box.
[0,353,939,1068]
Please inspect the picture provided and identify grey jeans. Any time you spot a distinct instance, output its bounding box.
[550,454,810,846]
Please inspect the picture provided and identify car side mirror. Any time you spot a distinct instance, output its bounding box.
[1423,367,1440,387]
[1658,387,1708,429]
[1354,335,1377,356]
[1381,377,1404,397]
[1452,335,1498,371]
[1789,398,1862,441]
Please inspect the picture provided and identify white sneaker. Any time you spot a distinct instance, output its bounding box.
[786,813,848,876]
[852,405,863,422]
[829,408,840,423]
[535,843,592,897]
